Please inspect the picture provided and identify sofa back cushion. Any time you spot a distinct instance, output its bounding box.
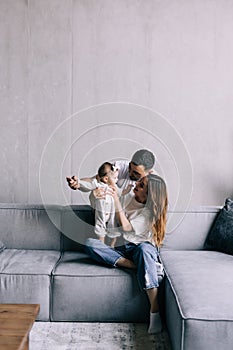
[0,204,62,250]
[61,205,95,251]
[161,207,220,251]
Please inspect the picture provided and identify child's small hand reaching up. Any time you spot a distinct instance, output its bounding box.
[122,184,134,196]
[66,176,80,190]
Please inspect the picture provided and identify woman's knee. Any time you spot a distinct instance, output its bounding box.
[137,242,157,259]
[85,237,107,251]
[85,238,98,253]
[139,242,154,253]
[85,238,95,246]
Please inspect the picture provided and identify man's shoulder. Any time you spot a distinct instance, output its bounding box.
[115,159,129,169]
[115,160,129,174]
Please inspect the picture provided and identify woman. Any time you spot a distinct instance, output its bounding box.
[85,174,168,334]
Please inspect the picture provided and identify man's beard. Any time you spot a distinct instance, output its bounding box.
[129,175,138,181]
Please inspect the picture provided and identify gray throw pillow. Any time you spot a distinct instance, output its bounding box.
[0,240,5,253]
[204,198,233,255]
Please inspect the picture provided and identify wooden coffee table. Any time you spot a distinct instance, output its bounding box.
[0,304,40,350]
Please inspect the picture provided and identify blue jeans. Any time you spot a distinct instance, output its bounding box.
[85,238,160,290]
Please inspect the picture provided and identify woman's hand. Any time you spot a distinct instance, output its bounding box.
[92,187,106,199]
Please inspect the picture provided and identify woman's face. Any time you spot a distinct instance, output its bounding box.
[133,177,148,204]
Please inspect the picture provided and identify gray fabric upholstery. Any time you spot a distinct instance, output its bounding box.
[163,208,220,250]
[51,251,150,322]
[0,274,50,321]
[0,249,60,274]
[0,204,62,250]
[0,249,60,320]
[0,240,5,253]
[61,205,95,251]
[160,250,233,350]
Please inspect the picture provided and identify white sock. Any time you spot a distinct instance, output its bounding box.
[148,312,162,334]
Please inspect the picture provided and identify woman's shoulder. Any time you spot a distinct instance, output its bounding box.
[141,207,151,218]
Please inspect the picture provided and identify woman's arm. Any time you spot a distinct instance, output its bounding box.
[113,190,133,232]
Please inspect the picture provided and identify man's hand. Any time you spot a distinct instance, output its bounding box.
[66,176,80,190]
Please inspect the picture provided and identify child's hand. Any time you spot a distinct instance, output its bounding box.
[66,176,80,190]
[122,184,134,196]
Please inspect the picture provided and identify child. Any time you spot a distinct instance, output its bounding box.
[79,162,121,248]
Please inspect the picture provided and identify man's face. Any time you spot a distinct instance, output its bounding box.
[128,162,148,181]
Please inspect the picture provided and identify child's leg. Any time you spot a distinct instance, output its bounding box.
[99,236,105,244]
[110,237,117,248]
[94,198,107,239]
[106,200,121,242]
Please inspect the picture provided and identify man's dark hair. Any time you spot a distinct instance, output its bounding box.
[131,149,155,170]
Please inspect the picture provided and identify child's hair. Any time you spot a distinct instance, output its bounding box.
[98,162,117,180]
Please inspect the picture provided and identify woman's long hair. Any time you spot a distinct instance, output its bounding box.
[146,174,168,247]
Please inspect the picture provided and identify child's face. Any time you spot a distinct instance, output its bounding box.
[108,170,119,185]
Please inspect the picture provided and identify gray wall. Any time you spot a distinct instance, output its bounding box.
[0,0,232,208]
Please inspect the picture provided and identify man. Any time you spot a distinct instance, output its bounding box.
[66,149,156,197]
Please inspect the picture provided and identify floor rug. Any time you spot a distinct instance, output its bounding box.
[30,322,171,350]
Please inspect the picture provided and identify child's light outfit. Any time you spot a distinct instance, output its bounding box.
[78,160,136,196]
[79,179,121,239]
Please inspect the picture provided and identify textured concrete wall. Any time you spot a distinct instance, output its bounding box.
[0,0,233,207]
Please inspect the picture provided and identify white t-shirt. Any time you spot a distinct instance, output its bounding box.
[120,193,153,245]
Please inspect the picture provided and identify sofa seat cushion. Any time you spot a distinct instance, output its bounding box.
[51,251,150,322]
[0,249,60,274]
[160,250,233,350]
[0,249,61,321]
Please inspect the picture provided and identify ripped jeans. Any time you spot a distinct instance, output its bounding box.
[85,238,160,290]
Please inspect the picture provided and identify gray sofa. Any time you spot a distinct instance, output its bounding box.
[160,207,233,350]
[0,203,233,349]
[0,203,150,322]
